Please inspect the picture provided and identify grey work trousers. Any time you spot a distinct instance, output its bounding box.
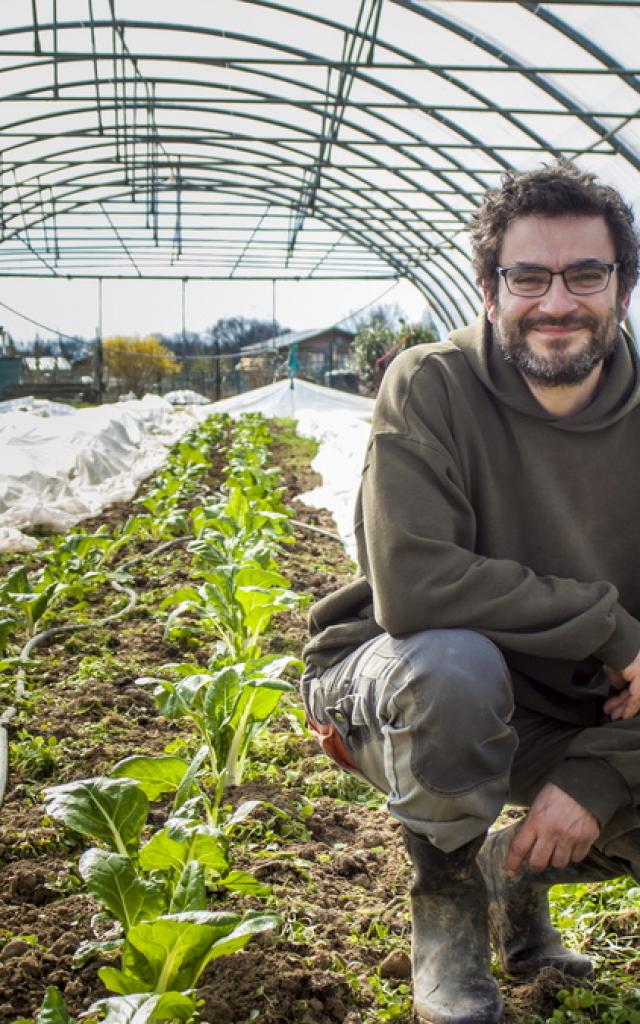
[301,629,640,853]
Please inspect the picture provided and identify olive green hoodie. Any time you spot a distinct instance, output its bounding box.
[304,314,640,728]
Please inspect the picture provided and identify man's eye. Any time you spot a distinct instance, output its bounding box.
[569,268,606,285]
[510,271,547,288]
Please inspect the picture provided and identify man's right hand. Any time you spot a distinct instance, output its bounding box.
[505,782,599,874]
[604,651,640,720]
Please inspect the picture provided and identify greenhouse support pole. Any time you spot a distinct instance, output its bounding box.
[95,277,104,401]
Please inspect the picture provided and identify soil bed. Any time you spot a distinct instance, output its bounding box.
[0,419,636,1024]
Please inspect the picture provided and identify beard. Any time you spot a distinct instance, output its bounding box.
[494,306,621,387]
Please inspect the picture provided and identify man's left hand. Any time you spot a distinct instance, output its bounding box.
[505,782,600,875]
[604,651,640,720]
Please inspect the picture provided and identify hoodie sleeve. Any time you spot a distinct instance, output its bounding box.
[357,393,640,669]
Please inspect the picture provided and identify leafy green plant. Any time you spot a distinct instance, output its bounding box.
[42,770,279,1014]
[137,656,300,823]
[161,565,305,660]
[27,982,199,1024]
[189,485,293,569]
[41,528,121,591]
[0,566,69,646]
[97,909,278,998]
[549,985,640,1023]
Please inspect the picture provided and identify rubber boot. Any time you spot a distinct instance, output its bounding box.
[477,824,630,979]
[403,827,504,1024]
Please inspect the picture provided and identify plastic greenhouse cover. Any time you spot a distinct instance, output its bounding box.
[5,1,640,337]
[0,379,373,556]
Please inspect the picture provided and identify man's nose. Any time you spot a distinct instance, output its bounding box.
[537,274,579,315]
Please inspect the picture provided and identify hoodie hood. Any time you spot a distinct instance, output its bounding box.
[449,312,640,431]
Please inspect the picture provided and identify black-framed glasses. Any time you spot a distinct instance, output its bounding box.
[496,261,619,298]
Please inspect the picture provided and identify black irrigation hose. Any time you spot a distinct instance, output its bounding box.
[114,535,189,574]
[290,518,342,543]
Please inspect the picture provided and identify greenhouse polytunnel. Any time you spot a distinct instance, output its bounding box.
[1,5,640,1024]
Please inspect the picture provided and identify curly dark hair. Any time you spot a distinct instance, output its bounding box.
[469,163,639,301]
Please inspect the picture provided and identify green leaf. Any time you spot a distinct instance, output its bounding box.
[140,819,227,876]
[143,674,211,721]
[235,565,289,590]
[203,665,242,732]
[159,588,200,610]
[3,566,30,597]
[0,618,16,653]
[184,830,228,873]
[251,653,303,677]
[139,829,190,875]
[126,910,278,992]
[224,799,270,827]
[79,848,166,931]
[218,869,270,896]
[168,818,228,870]
[170,862,207,913]
[225,485,249,525]
[110,756,189,801]
[173,744,209,811]
[88,991,198,1024]
[73,936,124,967]
[36,987,73,1024]
[43,777,148,856]
[196,910,281,966]
[97,965,149,996]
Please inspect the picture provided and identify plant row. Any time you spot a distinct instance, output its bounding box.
[6,413,310,1024]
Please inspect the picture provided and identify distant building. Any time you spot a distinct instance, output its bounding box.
[240,326,355,383]
[23,356,72,377]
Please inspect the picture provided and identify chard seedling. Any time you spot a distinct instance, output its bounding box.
[162,565,306,660]
[137,656,300,822]
[98,909,280,996]
[0,566,70,643]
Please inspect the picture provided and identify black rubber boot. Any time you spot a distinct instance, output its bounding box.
[477,824,630,979]
[403,827,504,1024]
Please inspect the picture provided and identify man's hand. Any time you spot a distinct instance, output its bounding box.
[505,782,600,875]
[604,651,640,720]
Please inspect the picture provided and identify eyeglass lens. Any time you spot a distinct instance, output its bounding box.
[504,263,612,296]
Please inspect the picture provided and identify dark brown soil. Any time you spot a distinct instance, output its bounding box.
[0,420,636,1024]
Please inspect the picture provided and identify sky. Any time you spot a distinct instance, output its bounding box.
[0,274,432,345]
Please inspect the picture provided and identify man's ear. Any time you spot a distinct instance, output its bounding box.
[618,289,631,322]
[482,278,497,324]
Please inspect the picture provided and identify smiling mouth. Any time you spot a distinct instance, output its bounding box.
[527,320,590,338]
[532,325,582,336]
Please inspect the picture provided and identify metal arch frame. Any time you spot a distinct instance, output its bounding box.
[398,1,640,172]
[1,2,639,329]
[2,151,470,327]
[0,15,625,217]
[0,51,490,323]
[0,14,628,200]
[0,32,554,326]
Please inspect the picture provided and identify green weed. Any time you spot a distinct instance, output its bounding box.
[9,730,64,780]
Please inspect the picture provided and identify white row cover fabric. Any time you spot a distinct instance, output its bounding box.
[0,379,373,555]
[213,377,374,556]
[0,394,202,551]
